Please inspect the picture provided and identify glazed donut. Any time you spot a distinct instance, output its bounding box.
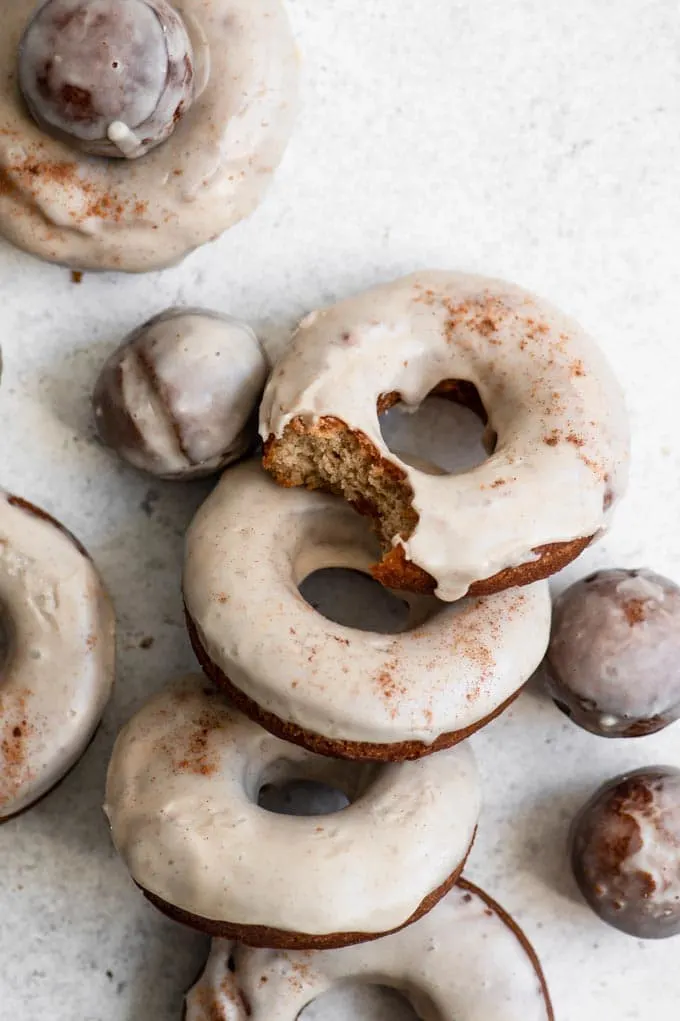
[0,493,114,820]
[0,0,298,271]
[183,460,552,761]
[184,881,554,1020]
[104,675,480,947]
[261,271,629,602]
[93,308,268,479]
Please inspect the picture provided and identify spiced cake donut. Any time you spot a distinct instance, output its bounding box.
[104,675,480,948]
[261,271,630,601]
[0,493,114,820]
[0,0,298,271]
[183,460,552,761]
[184,880,554,1020]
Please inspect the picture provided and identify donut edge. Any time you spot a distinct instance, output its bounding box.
[141,835,475,949]
[0,494,114,822]
[456,878,555,1021]
[185,609,525,761]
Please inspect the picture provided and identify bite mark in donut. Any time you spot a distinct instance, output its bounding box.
[260,271,629,601]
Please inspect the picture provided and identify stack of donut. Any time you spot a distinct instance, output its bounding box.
[100,270,631,1020]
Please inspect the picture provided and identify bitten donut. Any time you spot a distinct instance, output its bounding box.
[184,880,554,1020]
[93,308,268,479]
[183,461,552,761]
[104,675,480,947]
[261,271,629,601]
[0,493,114,820]
[0,0,298,271]
[545,569,680,737]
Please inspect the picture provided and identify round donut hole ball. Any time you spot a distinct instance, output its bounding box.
[570,767,680,938]
[544,568,680,737]
[92,308,268,480]
[18,0,194,159]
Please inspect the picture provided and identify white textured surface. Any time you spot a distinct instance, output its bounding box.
[0,0,678,1019]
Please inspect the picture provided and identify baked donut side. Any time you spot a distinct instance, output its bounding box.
[104,676,480,946]
[183,461,552,759]
[143,856,470,949]
[186,610,527,762]
[261,271,629,601]
[184,880,554,1020]
[0,494,115,820]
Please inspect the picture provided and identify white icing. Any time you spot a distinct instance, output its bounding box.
[183,460,552,746]
[103,675,480,935]
[0,0,298,271]
[0,494,115,818]
[184,883,552,1021]
[260,271,630,602]
[93,309,268,478]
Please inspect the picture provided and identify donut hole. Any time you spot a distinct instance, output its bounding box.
[379,382,492,476]
[256,757,380,817]
[299,983,423,1021]
[258,779,350,816]
[299,567,413,633]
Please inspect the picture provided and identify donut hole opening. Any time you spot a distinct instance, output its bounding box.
[299,567,414,633]
[298,983,424,1021]
[258,779,350,816]
[379,381,493,476]
[256,758,380,818]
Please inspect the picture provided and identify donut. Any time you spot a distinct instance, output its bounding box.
[0,493,114,820]
[0,0,298,271]
[545,568,680,737]
[183,460,552,761]
[104,675,480,947]
[260,271,629,602]
[570,767,680,939]
[93,308,268,479]
[184,880,554,1020]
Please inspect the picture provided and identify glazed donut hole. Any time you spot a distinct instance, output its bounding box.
[93,308,268,480]
[545,568,680,737]
[378,380,493,478]
[254,753,380,818]
[18,0,195,159]
[570,767,680,938]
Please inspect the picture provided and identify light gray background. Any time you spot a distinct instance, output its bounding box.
[1,0,679,1018]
